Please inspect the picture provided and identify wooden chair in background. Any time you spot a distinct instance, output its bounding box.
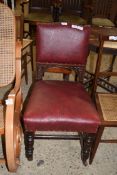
[91,35,117,97]
[53,0,87,25]
[0,3,22,172]
[85,0,117,27]
[90,93,117,164]
[15,13,34,84]
[89,34,117,163]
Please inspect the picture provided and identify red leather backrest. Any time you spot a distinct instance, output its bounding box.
[36,23,91,65]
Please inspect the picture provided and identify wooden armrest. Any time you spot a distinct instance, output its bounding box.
[6,41,22,97]
[7,40,22,114]
[13,41,22,94]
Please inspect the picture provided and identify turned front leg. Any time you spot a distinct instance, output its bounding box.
[24,131,34,161]
[80,132,96,166]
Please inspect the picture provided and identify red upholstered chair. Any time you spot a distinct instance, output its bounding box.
[23,23,100,165]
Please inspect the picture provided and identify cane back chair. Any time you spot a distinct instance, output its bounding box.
[23,23,101,165]
[86,0,116,27]
[0,3,22,172]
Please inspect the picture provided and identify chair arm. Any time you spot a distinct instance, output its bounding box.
[6,40,22,113]
[13,41,22,95]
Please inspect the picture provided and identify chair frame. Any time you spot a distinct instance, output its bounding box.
[0,3,22,172]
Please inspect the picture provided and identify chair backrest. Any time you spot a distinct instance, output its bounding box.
[92,0,113,18]
[0,3,16,87]
[29,0,52,13]
[36,23,91,81]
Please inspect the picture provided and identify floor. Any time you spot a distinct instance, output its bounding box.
[1,132,117,175]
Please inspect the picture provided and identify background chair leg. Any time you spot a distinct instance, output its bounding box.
[89,126,104,164]
[80,132,96,166]
[24,131,34,161]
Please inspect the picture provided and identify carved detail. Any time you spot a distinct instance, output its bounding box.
[80,132,96,166]
[36,63,85,83]
[25,132,34,161]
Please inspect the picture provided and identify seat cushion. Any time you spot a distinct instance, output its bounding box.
[92,18,115,27]
[24,80,100,133]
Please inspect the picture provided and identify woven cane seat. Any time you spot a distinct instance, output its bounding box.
[98,94,117,121]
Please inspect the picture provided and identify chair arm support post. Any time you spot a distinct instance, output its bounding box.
[14,41,22,95]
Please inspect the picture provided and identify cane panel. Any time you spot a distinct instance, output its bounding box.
[0,3,16,87]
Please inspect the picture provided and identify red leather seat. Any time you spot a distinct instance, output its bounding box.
[23,23,100,166]
[24,80,100,132]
